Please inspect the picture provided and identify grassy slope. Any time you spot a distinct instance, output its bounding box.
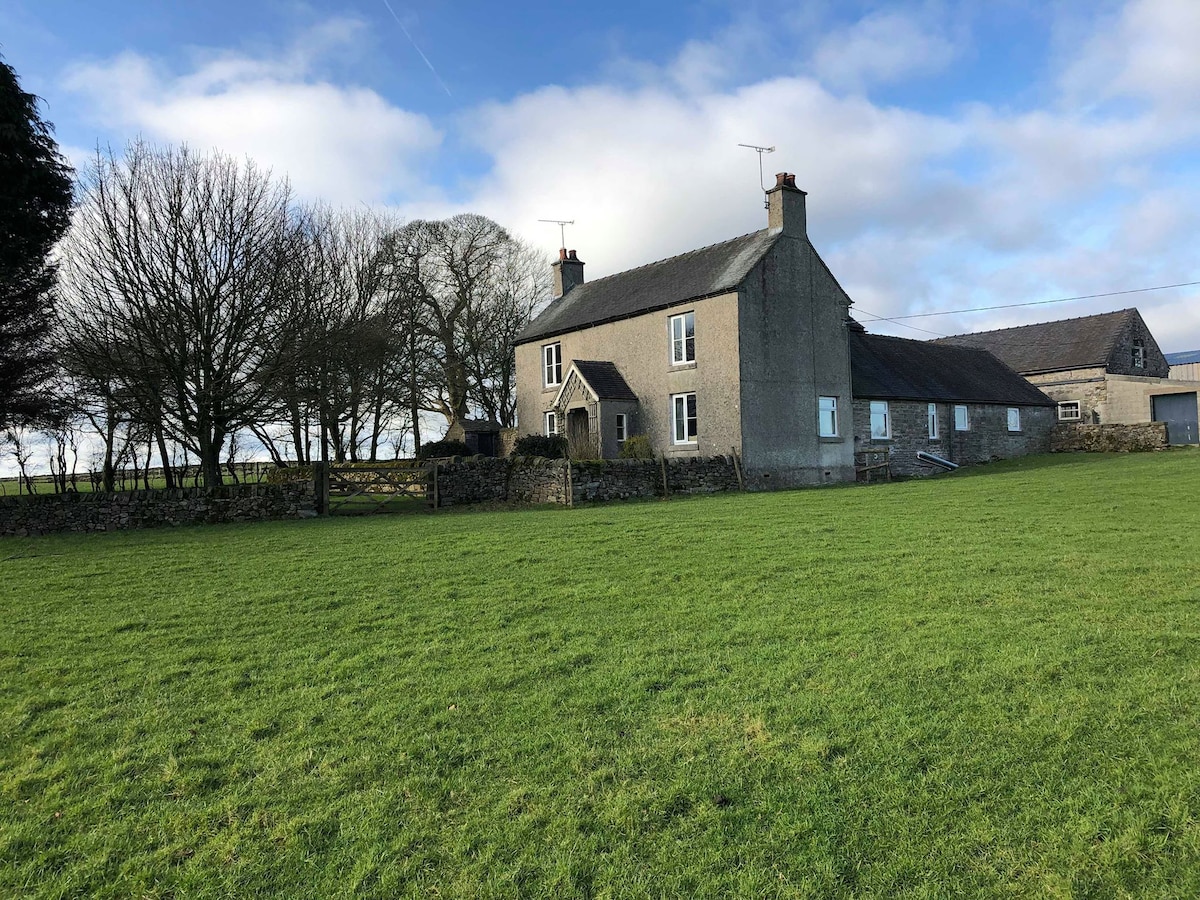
[2,452,1199,898]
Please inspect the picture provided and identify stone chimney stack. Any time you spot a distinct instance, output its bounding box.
[766,172,807,237]
[552,248,585,298]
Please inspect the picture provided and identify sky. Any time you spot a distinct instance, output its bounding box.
[3,0,1200,351]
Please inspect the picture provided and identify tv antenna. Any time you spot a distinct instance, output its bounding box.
[738,143,775,203]
[538,218,575,249]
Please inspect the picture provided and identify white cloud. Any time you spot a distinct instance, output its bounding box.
[1062,0,1200,116]
[809,10,960,92]
[60,20,442,205]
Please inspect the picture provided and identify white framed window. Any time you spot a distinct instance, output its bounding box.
[1007,408,1022,432]
[954,404,970,431]
[869,401,890,439]
[615,413,627,445]
[543,342,562,387]
[1132,339,1146,369]
[670,312,695,365]
[671,392,698,444]
[1057,401,1081,421]
[927,403,939,440]
[544,411,558,436]
[818,396,838,437]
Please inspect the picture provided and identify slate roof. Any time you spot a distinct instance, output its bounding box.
[1167,350,1200,365]
[850,332,1055,405]
[517,229,780,345]
[570,360,637,401]
[932,309,1136,375]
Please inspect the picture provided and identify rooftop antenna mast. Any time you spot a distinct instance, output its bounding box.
[538,218,575,250]
[738,143,775,207]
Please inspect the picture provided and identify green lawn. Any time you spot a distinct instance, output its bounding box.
[2,451,1199,898]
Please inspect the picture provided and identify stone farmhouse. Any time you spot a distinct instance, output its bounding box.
[937,309,1200,443]
[513,174,1055,486]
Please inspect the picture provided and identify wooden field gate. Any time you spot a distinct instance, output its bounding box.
[313,461,437,515]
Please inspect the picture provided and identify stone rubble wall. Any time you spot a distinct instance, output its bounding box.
[0,482,316,538]
[432,455,741,507]
[1050,422,1168,452]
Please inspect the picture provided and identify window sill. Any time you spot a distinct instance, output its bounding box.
[669,362,697,371]
[818,436,843,443]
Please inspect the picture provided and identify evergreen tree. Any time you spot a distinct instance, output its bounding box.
[0,53,73,429]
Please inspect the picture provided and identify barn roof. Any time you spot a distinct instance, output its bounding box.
[932,309,1137,375]
[851,332,1054,405]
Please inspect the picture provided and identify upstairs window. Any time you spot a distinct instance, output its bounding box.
[670,312,695,365]
[928,403,939,439]
[1132,339,1146,369]
[869,401,891,439]
[818,396,838,437]
[954,405,970,431]
[1007,408,1022,432]
[671,392,698,444]
[543,342,562,387]
[1058,401,1081,421]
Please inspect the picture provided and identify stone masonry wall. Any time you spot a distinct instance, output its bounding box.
[1050,422,1168,452]
[432,455,741,507]
[853,400,1055,477]
[0,482,317,538]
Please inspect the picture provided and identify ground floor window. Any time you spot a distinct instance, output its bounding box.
[928,402,939,439]
[1007,407,1022,432]
[544,411,558,436]
[954,404,970,431]
[615,413,627,446]
[1057,401,1081,421]
[870,400,890,439]
[671,392,698,444]
[818,396,838,437]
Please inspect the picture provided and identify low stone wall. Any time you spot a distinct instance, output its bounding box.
[433,455,741,507]
[0,482,317,537]
[1051,422,1168,452]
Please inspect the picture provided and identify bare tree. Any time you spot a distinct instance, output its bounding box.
[381,214,547,432]
[59,142,301,487]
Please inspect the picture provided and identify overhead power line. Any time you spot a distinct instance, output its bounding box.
[885,280,1200,320]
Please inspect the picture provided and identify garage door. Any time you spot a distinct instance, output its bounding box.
[1152,392,1199,444]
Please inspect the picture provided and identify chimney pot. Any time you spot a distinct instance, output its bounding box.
[568,250,577,260]
[558,247,568,260]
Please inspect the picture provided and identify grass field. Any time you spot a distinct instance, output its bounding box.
[2,451,1199,898]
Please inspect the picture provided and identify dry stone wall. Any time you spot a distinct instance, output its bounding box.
[1050,422,1168,452]
[0,482,316,537]
[432,455,741,507]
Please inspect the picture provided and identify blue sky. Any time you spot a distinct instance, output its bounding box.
[4,0,1200,350]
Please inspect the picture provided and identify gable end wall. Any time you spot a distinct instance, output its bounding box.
[736,236,855,487]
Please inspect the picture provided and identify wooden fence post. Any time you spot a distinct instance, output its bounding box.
[731,447,745,491]
[313,462,330,515]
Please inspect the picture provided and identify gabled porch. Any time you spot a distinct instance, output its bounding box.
[553,360,639,459]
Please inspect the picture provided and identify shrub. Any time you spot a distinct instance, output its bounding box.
[513,433,567,459]
[618,434,654,459]
[417,439,472,460]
